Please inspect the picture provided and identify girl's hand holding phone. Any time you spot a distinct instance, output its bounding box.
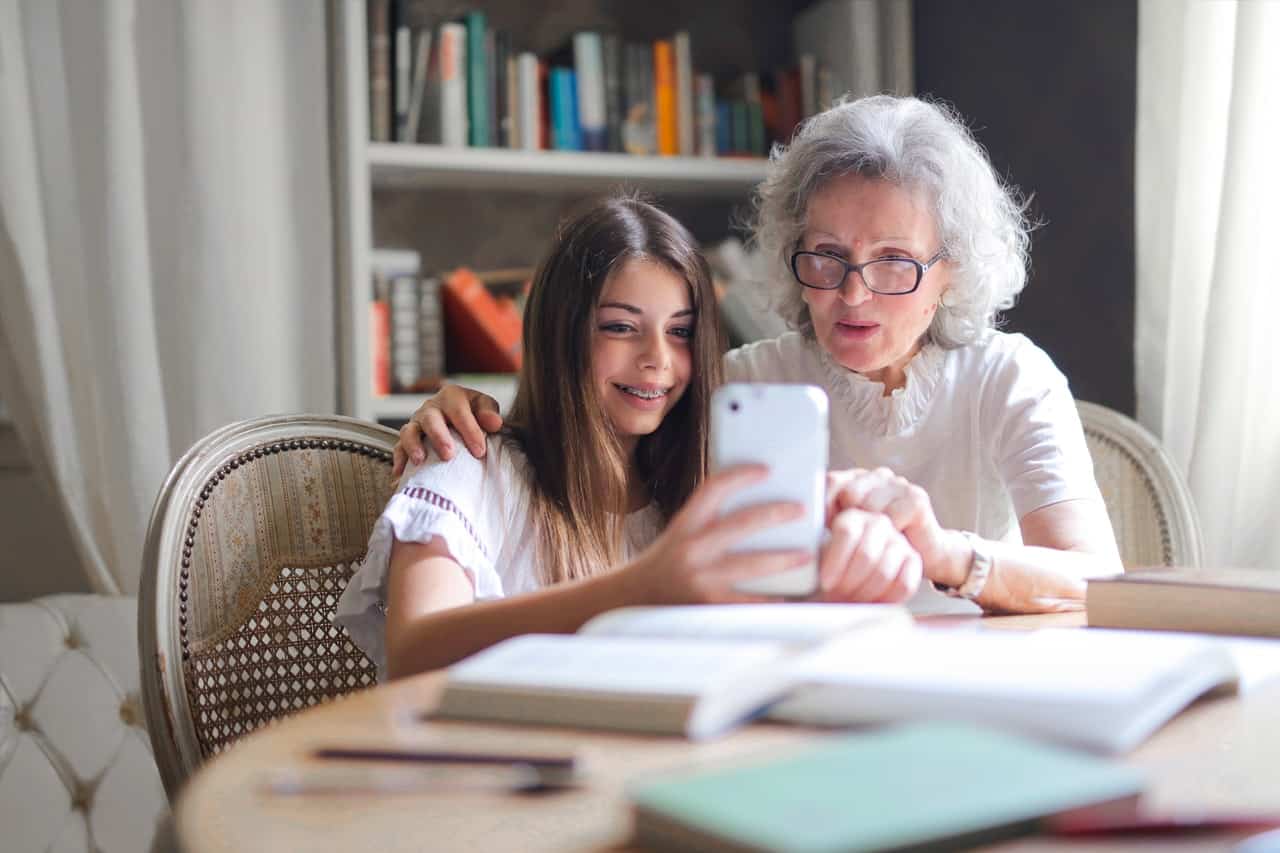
[619,465,921,606]
[619,466,814,605]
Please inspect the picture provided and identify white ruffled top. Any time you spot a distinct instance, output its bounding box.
[725,330,1104,615]
[334,434,663,680]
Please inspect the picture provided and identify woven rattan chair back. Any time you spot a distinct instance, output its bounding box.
[1077,400,1203,569]
[139,414,397,799]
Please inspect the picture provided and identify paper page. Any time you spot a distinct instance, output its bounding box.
[787,627,1220,703]
[578,603,908,646]
[448,634,787,695]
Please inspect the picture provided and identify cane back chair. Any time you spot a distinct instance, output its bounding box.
[1077,400,1203,568]
[138,415,397,799]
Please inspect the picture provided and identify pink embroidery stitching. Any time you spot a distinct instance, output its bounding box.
[401,486,490,561]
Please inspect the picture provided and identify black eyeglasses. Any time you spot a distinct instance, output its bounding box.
[790,248,947,295]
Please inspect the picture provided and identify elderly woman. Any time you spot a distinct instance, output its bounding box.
[397,95,1121,614]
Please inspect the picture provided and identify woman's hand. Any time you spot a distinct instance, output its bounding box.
[393,383,505,476]
[816,508,922,603]
[619,466,815,605]
[825,468,970,589]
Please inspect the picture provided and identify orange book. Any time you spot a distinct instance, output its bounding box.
[442,267,523,373]
[369,300,391,396]
[653,40,677,156]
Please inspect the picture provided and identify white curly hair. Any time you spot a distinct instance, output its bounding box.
[749,94,1032,348]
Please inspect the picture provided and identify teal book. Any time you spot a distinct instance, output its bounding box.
[464,10,488,147]
[629,723,1144,852]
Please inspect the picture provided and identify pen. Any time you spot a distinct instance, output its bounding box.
[312,746,577,771]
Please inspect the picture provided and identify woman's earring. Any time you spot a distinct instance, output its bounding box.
[939,290,957,309]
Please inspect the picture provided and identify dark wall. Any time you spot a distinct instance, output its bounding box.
[914,0,1137,414]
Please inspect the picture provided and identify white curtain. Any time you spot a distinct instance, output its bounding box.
[1136,0,1280,568]
[0,0,335,595]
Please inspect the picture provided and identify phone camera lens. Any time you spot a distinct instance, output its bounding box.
[729,401,740,412]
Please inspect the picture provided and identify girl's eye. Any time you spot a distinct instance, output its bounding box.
[669,326,693,340]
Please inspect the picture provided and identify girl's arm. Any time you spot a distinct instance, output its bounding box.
[384,537,645,679]
[384,465,911,678]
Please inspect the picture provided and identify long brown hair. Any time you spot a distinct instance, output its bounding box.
[504,196,725,584]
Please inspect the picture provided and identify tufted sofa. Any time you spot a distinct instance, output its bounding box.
[0,595,167,853]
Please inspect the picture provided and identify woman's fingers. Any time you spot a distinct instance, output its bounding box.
[393,418,426,475]
[834,514,895,601]
[412,407,452,461]
[473,395,505,434]
[819,510,922,603]
[874,548,922,603]
[441,391,499,458]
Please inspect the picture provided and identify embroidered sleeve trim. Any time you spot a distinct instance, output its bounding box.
[401,486,491,562]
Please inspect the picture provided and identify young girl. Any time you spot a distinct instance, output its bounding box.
[336,197,918,680]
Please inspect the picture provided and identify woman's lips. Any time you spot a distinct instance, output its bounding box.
[834,320,879,341]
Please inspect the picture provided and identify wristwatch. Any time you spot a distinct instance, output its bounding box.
[942,531,993,602]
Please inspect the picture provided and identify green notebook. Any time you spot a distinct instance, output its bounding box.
[629,723,1144,852]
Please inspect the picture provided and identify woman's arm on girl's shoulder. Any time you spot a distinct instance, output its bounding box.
[393,384,505,474]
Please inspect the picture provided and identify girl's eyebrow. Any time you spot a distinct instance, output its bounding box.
[598,301,694,318]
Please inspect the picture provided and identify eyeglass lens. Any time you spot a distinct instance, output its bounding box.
[795,254,920,294]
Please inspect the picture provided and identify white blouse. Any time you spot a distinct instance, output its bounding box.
[726,330,1105,614]
[334,435,664,679]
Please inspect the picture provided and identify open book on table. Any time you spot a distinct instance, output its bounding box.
[431,603,911,740]
[770,626,1239,754]
[432,605,1240,751]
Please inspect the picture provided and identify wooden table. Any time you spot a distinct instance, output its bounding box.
[176,614,1280,852]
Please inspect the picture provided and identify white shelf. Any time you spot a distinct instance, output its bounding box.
[369,144,769,196]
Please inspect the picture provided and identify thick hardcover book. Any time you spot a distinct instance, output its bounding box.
[630,723,1145,853]
[433,604,910,740]
[1087,568,1280,638]
[441,267,523,373]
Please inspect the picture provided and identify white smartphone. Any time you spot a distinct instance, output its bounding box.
[709,383,829,598]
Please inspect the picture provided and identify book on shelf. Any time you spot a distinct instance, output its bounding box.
[367,0,392,142]
[602,33,623,152]
[622,42,655,155]
[653,40,677,156]
[402,26,433,143]
[370,249,446,395]
[431,604,911,740]
[435,22,467,146]
[1087,568,1280,638]
[366,4,853,160]
[441,267,523,374]
[673,31,695,156]
[464,10,488,147]
[572,32,607,151]
[629,723,1145,853]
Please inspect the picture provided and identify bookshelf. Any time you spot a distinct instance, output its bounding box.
[330,0,771,424]
[369,143,769,194]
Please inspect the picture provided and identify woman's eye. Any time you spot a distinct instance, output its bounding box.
[600,322,635,334]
